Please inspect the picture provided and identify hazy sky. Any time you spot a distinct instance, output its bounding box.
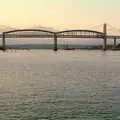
[0,0,120,29]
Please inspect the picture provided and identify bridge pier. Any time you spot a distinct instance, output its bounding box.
[113,37,117,48]
[103,38,107,50]
[103,23,107,50]
[2,33,6,51]
[54,33,57,51]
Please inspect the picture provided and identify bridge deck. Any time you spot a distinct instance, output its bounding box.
[0,34,120,39]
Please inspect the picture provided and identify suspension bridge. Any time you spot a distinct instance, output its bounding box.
[1,23,120,51]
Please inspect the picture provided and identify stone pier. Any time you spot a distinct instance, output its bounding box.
[54,33,57,51]
[2,33,6,51]
[113,37,117,48]
[103,23,107,50]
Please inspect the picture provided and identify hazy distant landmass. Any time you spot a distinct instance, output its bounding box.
[0,25,58,36]
[0,25,58,33]
[6,44,103,50]
[28,25,58,32]
[0,25,15,33]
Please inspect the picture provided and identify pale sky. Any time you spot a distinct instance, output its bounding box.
[0,0,120,30]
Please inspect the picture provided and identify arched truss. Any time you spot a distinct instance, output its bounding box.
[3,29,55,38]
[2,29,57,51]
[3,29,105,38]
[56,30,104,38]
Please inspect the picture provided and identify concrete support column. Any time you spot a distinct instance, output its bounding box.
[103,23,107,50]
[113,37,117,48]
[2,33,6,51]
[103,37,107,50]
[54,33,57,51]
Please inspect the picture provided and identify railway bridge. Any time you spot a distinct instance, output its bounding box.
[1,23,120,51]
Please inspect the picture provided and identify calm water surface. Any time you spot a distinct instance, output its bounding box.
[0,50,120,120]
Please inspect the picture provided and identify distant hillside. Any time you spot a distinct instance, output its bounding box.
[28,26,58,32]
[0,25,15,33]
[8,26,59,35]
[0,25,58,34]
[6,44,103,50]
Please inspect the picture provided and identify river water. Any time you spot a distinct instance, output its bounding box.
[0,50,119,120]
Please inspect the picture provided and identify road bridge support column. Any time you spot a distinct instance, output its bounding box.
[54,33,57,51]
[2,33,6,51]
[103,37,107,50]
[103,23,107,50]
[113,37,117,48]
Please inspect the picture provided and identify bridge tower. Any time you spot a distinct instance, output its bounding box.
[103,23,107,50]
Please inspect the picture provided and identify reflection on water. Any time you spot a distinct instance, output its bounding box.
[0,50,119,119]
